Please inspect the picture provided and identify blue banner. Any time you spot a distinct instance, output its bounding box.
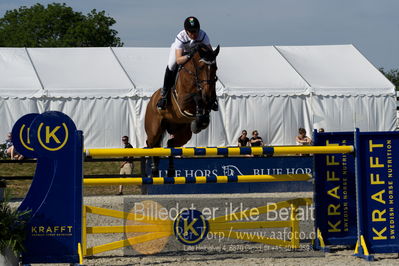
[355,131,399,258]
[145,156,313,194]
[13,112,83,264]
[313,131,357,249]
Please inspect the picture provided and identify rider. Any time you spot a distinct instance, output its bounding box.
[157,16,218,111]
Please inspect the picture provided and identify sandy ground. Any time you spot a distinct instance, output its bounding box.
[11,192,399,265]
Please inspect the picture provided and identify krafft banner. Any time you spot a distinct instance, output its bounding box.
[12,112,83,264]
[355,130,399,259]
[313,131,357,249]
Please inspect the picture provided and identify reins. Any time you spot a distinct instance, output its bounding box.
[180,55,218,92]
[171,47,217,118]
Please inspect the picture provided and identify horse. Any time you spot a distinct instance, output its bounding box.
[145,43,220,177]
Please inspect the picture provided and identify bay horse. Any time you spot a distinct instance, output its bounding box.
[145,43,220,177]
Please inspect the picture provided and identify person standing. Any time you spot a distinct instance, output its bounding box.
[117,136,133,195]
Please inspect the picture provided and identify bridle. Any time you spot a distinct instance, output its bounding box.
[172,47,218,119]
[180,56,218,95]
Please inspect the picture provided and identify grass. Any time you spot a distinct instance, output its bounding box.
[1,160,142,199]
[1,152,301,200]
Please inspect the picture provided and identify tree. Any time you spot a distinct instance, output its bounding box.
[0,3,123,47]
[379,68,399,91]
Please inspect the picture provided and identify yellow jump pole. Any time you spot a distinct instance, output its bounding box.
[83,174,311,186]
[85,146,354,158]
[272,145,354,155]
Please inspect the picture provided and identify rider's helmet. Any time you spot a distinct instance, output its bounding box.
[184,17,200,33]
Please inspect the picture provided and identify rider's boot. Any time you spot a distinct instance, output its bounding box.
[157,67,175,110]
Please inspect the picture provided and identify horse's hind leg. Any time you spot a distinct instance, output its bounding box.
[144,98,165,177]
[165,124,193,178]
[151,156,160,177]
[165,156,175,178]
[147,136,160,177]
[166,138,176,178]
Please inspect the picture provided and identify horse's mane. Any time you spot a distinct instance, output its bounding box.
[188,43,215,61]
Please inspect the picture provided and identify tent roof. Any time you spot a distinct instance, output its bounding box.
[0,48,42,97]
[217,46,310,95]
[276,45,394,95]
[0,45,394,98]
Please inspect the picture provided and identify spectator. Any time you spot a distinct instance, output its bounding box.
[4,133,12,156]
[296,128,312,146]
[250,130,264,146]
[237,130,250,146]
[117,136,133,195]
[296,128,312,156]
[318,128,325,133]
[4,133,23,160]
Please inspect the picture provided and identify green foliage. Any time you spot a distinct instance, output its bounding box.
[379,68,399,91]
[0,189,30,256]
[0,3,123,47]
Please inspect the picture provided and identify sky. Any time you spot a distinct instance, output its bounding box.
[0,0,398,70]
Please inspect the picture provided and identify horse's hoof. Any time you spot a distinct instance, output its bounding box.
[211,102,218,111]
[191,121,201,133]
[191,128,201,134]
[198,115,210,130]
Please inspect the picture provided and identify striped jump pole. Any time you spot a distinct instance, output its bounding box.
[83,174,311,186]
[85,145,354,158]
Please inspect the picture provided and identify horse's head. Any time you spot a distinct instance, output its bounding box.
[182,43,220,112]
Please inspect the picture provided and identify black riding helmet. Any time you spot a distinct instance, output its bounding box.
[184,16,200,33]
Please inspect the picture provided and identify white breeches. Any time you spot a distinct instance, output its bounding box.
[167,43,178,71]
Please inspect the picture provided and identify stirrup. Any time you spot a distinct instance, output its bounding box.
[157,98,167,110]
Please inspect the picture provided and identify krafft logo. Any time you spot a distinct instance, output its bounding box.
[19,123,34,151]
[37,122,69,151]
[31,225,73,237]
[11,113,39,159]
[27,111,77,158]
[174,209,209,245]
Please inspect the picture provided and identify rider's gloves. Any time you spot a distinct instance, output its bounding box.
[187,45,198,59]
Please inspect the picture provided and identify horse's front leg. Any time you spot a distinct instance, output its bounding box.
[198,112,210,130]
[194,94,209,131]
[191,94,204,133]
[194,93,204,117]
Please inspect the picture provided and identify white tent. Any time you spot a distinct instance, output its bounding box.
[0,45,395,148]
